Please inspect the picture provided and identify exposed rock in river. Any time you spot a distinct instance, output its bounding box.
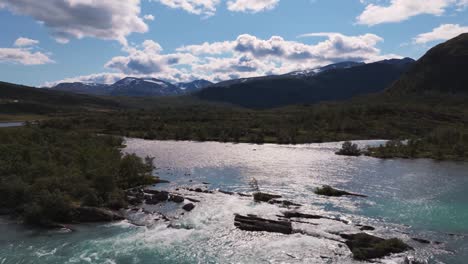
[340,233,412,261]
[74,207,124,222]
[234,214,292,234]
[182,203,195,212]
[253,192,282,202]
[314,185,368,198]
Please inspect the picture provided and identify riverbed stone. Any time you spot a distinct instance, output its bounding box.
[183,203,195,212]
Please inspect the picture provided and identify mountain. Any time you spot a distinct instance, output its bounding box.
[110,77,180,97]
[195,58,415,108]
[0,81,119,114]
[285,61,365,78]
[387,33,468,95]
[51,77,212,97]
[176,80,213,93]
[52,82,112,96]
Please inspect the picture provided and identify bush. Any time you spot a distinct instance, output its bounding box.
[336,141,361,156]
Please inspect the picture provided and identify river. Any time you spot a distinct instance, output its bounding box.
[1,139,467,263]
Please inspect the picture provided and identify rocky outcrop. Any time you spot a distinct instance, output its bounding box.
[74,207,124,222]
[234,214,292,234]
[253,192,282,202]
[314,185,367,198]
[145,190,169,204]
[169,195,185,203]
[282,211,349,224]
[340,233,412,261]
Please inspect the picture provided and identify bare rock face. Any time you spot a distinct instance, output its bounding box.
[234,214,292,234]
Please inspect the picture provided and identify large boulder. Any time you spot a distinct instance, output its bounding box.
[182,203,195,212]
[145,190,169,204]
[234,214,292,234]
[74,207,124,222]
[340,233,412,260]
[253,192,282,202]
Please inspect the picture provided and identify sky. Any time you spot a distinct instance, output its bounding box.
[0,0,468,87]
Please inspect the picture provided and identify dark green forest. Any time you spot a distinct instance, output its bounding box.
[0,126,157,226]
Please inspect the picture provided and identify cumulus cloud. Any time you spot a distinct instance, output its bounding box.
[413,24,468,44]
[0,0,148,45]
[105,40,197,75]
[357,0,466,26]
[0,48,54,65]
[50,32,400,85]
[227,0,279,13]
[155,0,220,16]
[44,72,126,87]
[180,33,388,63]
[14,37,39,47]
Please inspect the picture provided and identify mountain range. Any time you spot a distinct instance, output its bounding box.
[51,78,214,97]
[195,58,415,108]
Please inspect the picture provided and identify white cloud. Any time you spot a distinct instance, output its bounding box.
[44,72,125,87]
[155,0,220,16]
[0,48,54,65]
[356,0,464,26]
[50,32,400,85]
[0,0,148,45]
[227,0,279,13]
[105,40,197,75]
[14,37,39,47]
[144,14,155,21]
[414,24,468,44]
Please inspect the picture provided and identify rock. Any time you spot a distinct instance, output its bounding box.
[412,237,431,244]
[127,196,143,206]
[145,191,169,204]
[282,211,323,219]
[195,188,203,193]
[185,197,201,203]
[340,233,413,261]
[234,214,292,234]
[314,185,368,198]
[253,192,282,202]
[182,203,195,212]
[169,195,184,203]
[74,207,124,222]
[358,225,375,231]
[269,200,302,207]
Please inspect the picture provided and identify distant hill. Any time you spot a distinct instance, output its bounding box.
[51,78,212,97]
[0,81,119,114]
[195,58,415,108]
[387,33,468,95]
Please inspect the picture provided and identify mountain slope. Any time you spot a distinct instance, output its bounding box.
[195,58,415,108]
[52,82,112,96]
[387,33,468,95]
[0,81,119,114]
[176,80,213,93]
[111,77,180,97]
[51,78,212,97]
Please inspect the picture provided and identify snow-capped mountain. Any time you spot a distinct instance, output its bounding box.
[285,61,365,77]
[51,77,211,97]
[111,77,180,97]
[176,80,213,93]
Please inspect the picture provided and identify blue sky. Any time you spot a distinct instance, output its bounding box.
[0,0,468,86]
